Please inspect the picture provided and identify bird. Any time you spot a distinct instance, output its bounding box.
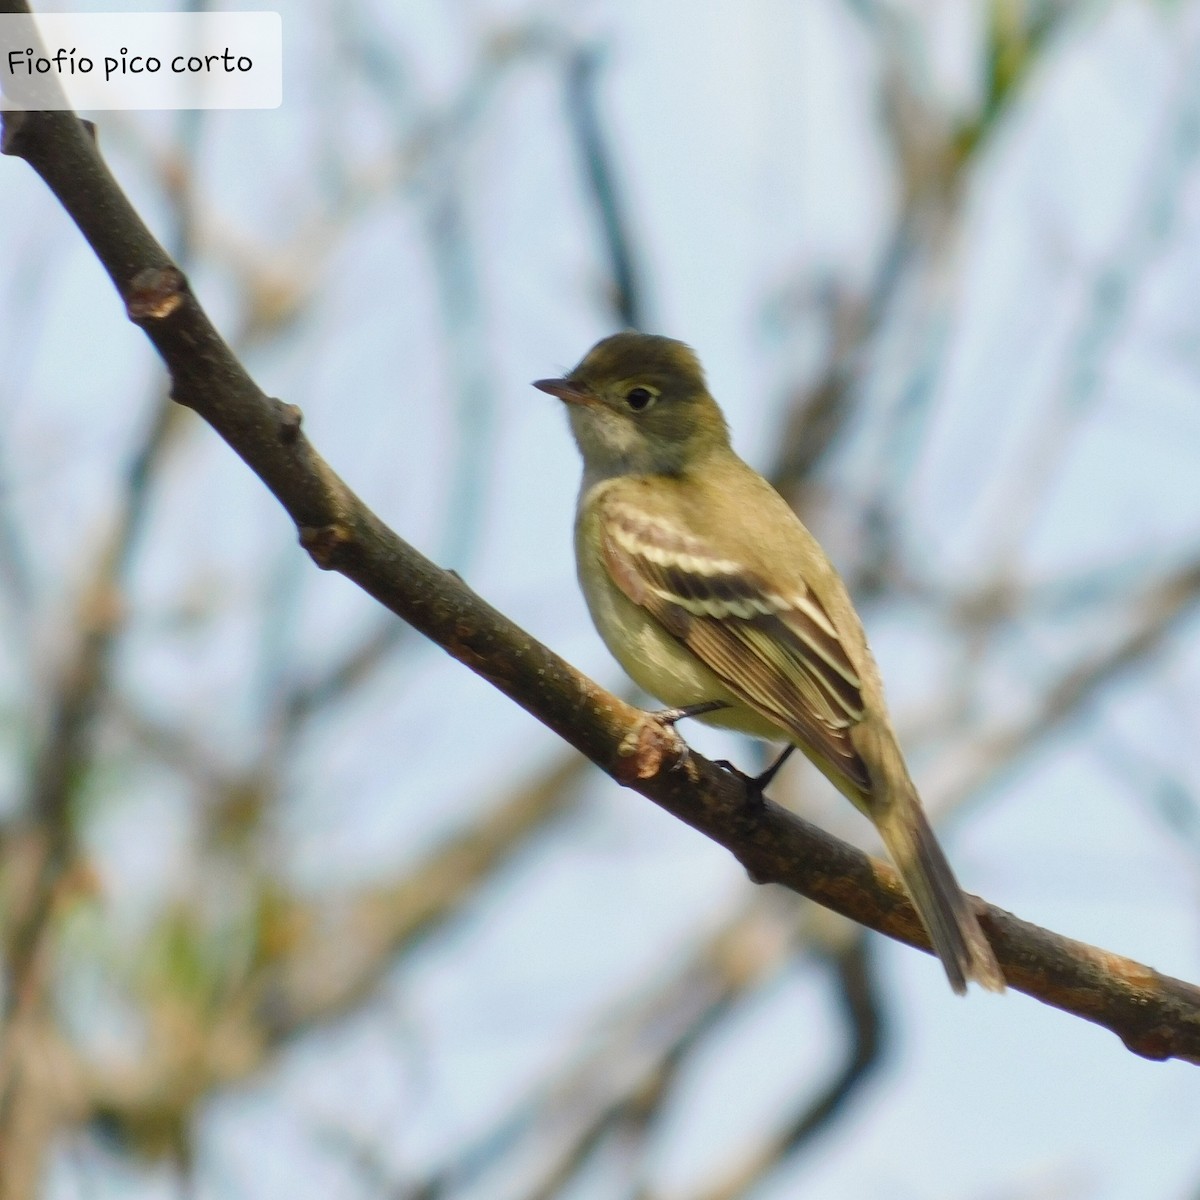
[534,331,1004,994]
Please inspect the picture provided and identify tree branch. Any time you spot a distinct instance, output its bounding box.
[685,939,885,1200]
[564,43,646,330]
[4,94,1200,1066]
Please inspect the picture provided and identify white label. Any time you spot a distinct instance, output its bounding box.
[0,12,281,110]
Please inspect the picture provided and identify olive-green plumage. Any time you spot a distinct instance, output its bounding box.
[535,332,1004,995]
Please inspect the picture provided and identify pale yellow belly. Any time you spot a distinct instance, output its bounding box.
[576,528,787,743]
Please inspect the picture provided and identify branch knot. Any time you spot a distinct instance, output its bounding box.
[298,522,353,570]
[276,402,304,443]
[126,267,187,323]
[615,713,687,783]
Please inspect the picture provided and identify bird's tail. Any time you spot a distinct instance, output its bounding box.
[874,801,1005,994]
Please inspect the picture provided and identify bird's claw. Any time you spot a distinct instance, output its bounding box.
[713,745,796,807]
[653,699,729,727]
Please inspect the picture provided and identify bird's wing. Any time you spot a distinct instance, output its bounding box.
[600,498,870,790]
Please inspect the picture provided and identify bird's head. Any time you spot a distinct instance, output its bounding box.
[534,332,730,480]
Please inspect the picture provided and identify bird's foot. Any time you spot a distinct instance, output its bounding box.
[653,699,729,727]
[619,702,724,782]
[714,745,796,806]
[640,701,728,776]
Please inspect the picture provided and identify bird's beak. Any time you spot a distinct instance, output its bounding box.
[532,377,595,406]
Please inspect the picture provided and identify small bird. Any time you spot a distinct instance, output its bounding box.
[534,332,1004,994]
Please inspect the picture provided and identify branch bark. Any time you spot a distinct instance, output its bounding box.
[4,92,1200,1067]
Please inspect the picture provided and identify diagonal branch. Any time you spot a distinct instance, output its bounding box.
[4,89,1200,1066]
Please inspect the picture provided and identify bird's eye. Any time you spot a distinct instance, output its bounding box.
[626,387,655,412]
